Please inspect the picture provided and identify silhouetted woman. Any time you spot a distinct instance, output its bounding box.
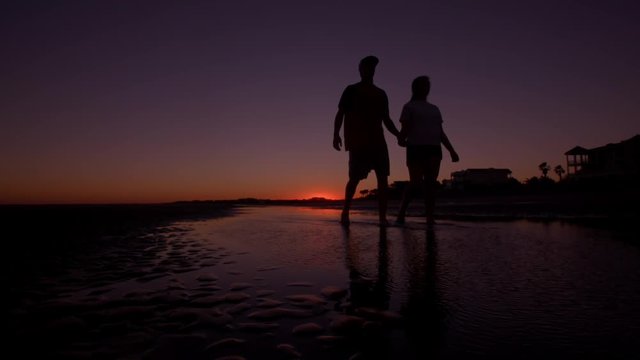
[397,76,459,225]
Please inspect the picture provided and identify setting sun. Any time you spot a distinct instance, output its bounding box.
[302,192,340,200]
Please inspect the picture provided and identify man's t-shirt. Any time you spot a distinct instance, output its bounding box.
[338,82,389,151]
[399,100,443,146]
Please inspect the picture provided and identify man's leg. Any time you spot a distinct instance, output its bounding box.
[342,178,359,225]
[375,170,389,226]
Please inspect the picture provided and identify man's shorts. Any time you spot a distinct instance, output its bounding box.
[348,146,390,181]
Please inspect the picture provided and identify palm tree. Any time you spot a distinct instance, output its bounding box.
[538,162,551,178]
[554,165,565,181]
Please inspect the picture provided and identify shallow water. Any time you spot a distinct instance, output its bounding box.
[181,206,640,359]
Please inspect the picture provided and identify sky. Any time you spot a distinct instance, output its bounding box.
[1,0,639,204]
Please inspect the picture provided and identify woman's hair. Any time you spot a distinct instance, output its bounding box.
[411,76,431,101]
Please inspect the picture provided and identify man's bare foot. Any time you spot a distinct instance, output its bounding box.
[340,211,350,226]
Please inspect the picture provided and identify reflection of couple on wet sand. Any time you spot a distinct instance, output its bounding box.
[341,227,445,358]
[333,55,459,226]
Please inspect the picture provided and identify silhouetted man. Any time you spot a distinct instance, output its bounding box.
[333,55,401,226]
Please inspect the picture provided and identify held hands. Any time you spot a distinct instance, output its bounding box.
[333,134,342,151]
[397,134,407,147]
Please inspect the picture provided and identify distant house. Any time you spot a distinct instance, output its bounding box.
[564,146,590,175]
[449,168,512,189]
[564,135,640,178]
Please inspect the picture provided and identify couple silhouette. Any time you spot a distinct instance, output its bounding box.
[333,55,459,227]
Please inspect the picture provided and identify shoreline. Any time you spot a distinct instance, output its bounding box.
[3,191,638,237]
[223,192,640,227]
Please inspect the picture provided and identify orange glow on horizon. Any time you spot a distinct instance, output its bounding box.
[302,192,341,200]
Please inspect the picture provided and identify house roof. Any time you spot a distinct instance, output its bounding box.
[590,134,640,152]
[564,146,589,155]
[565,135,640,155]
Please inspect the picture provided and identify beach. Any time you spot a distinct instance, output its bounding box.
[6,203,640,359]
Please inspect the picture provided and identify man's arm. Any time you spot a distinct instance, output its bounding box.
[382,116,401,138]
[333,109,344,151]
[381,92,401,138]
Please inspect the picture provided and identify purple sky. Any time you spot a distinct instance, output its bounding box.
[2,1,639,203]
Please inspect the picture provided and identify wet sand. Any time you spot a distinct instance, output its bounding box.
[7,204,640,359]
[6,205,373,359]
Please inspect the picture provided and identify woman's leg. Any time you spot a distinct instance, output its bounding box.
[397,164,424,223]
[424,156,442,224]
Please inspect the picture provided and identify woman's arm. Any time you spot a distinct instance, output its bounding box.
[441,126,459,162]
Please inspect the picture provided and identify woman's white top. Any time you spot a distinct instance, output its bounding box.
[399,100,443,146]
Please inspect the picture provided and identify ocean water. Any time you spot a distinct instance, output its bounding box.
[179,205,640,359]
